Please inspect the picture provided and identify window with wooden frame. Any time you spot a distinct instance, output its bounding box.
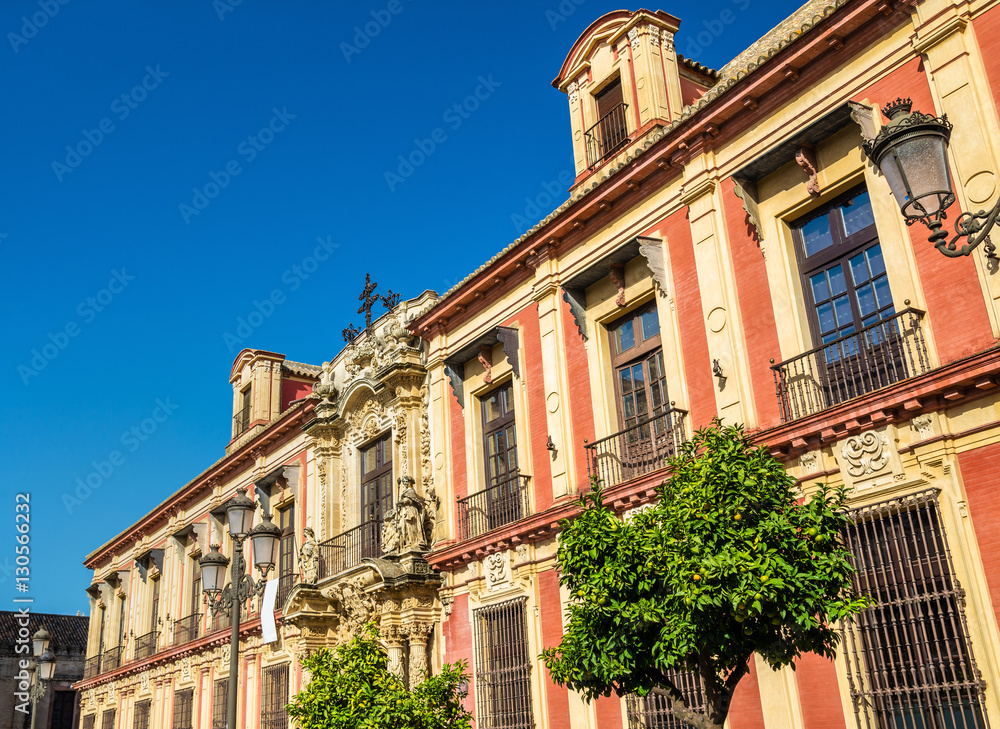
[235,385,252,437]
[276,504,296,605]
[609,303,667,433]
[361,434,392,556]
[149,575,160,632]
[588,75,629,167]
[480,381,525,531]
[173,688,194,729]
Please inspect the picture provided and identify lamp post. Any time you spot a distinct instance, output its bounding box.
[28,627,56,729]
[861,97,1000,259]
[200,489,281,729]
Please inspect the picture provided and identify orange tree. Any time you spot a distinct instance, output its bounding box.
[287,623,471,729]
[541,419,868,729]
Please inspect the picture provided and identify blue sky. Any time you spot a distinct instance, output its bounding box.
[1,0,797,616]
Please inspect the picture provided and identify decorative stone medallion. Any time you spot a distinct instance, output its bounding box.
[841,430,890,477]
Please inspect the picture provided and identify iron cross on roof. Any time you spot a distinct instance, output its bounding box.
[343,273,401,343]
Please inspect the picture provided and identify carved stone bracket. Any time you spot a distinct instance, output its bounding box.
[637,237,668,297]
[795,144,820,196]
[608,263,626,307]
[562,288,588,341]
[444,362,464,409]
[732,177,764,244]
[495,326,521,379]
[478,345,494,384]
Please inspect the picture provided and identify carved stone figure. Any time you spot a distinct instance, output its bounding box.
[422,486,439,546]
[381,509,401,554]
[397,478,424,550]
[299,528,319,584]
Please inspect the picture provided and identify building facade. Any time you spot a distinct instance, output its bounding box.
[77,1,1000,728]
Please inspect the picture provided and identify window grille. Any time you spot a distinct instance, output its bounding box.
[133,699,151,729]
[101,709,116,729]
[82,715,96,729]
[213,677,229,729]
[173,688,194,729]
[626,670,706,729]
[261,663,290,729]
[841,489,990,729]
[473,597,534,729]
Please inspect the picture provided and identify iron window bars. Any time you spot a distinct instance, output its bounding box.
[212,678,228,729]
[101,709,116,729]
[473,597,534,729]
[261,662,290,729]
[625,670,707,729]
[173,688,194,729]
[841,489,989,729]
[133,700,151,729]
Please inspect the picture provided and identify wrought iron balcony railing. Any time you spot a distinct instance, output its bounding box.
[318,520,382,581]
[585,102,629,169]
[173,613,201,646]
[233,406,251,438]
[458,471,532,540]
[83,655,101,679]
[101,645,121,673]
[133,630,159,661]
[276,572,297,608]
[585,408,687,489]
[770,307,930,423]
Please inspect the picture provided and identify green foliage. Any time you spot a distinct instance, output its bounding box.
[541,419,868,727]
[286,623,471,729]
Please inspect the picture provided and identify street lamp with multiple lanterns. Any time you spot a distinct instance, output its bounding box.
[199,488,281,729]
[862,97,1000,260]
[28,627,56,729]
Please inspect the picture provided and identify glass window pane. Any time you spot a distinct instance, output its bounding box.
[811,272,829,303]
[362,446,376,475]
[619,368,633,394]
[640,309,660,340]
[634,387,648,417]
[834,295,853,327]
[631,363,645,389]
[867,244,886,276]
[856,284,877,317]
[817,302,835,333]
[484,393,501,422]
[874,275,894,310]
[801,214,834,256]
[850,252,870,285]
[623,393,636,419]
[828,264,847,295]
[842,191,875,235]
[616,320,635,352]
[647,353,660,380]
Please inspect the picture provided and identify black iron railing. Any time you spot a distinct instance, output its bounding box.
[585,102,629,169]
[771,307,930,422]
[458,471,531,541]
[83,655,101,679]
[276,572,297,608]
[473,597,533,729]
[585,408,687,489]
[173,613,201,646]
[318,521,382,580]
[625,671,706,729]
[101,646,121,673]
[261,663,290,729]
[133,630,159,661]
[233,406,251,437]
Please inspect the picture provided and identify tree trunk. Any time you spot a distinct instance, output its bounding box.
[668,705,724,729]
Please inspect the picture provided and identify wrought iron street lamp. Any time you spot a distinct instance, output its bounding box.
[29,627,55,729]
[862,97,1000,259]
[199,489,281,729]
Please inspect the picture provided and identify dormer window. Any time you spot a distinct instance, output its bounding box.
[234,386,251,437]
[587,77,629,168]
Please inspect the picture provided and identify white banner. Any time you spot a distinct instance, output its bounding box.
[260,578,279,644]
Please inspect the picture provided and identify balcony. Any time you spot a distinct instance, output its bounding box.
[771,307,930,422]
[585,408,687,489]
[276,572,297,608]
[101,646,121,673]
[173,613,201,646]
[233,406,251,437]
[458,471,532,540]
[83,655,101,679]
[133,630,159,661]
[318,521,382,581]
[585,102,629,169]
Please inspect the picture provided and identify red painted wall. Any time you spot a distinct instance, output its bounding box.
[560,294,596,490]
[720,177,783,429]
[656,209,717,428]
[957,443,1000,625]
[505,303,555,512]
[856,59,994,364]
[728,659,767,729]
[280,379,312,411]
[449,389,468,502]
[795,653,847,729]
[973,5,1000,126]
[538,569,572,729]
[444,593,477,716]
[595,694,624,729]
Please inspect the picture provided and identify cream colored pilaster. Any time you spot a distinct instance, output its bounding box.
[753,657,805,729]
[425,357,454,541]
[912,6,1000,336]
[680,158,757,425]
[530,243,577,497]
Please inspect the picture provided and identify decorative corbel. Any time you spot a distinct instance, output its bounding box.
[478,345,494,384]
[795,143,820,196]
[732,178,764,244]
[608,263,626,307]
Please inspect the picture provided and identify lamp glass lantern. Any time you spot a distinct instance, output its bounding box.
[249,513,282,574]
[31,627,50,658]
[199,544,230,594]
[225,488,257,539]
[37,650,56,681]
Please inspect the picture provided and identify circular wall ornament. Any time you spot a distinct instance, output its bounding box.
[707,306,727,333]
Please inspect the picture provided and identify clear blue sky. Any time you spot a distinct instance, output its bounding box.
[1,0,797,616]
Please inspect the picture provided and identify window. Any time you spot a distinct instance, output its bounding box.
[51,691,77,729]
[213,678,229,729]
[83,715,96,729]
[360,435,392,557]
[610,304,667,432]
[276,505,296,606]
[173,688,194,729]
[134,700,151,729]
[150,576,160,632]
[101,709,116,729]
[587,76,629,167]
[261,663,290,729]
[473,598,533,729]
[842,491,989,729]
[626,672,706,729]
[96,602,106,659]
[175,558,202,645]
[235,386,251,436]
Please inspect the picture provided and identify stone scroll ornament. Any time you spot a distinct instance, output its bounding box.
[841,430,889,478]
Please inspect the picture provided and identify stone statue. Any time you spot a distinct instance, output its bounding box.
[397,478,423,550]
[299,527,319,584]
[423,486,439,546]
[381,509,400,554]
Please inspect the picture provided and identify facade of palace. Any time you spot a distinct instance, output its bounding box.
[77,0,1000,728]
